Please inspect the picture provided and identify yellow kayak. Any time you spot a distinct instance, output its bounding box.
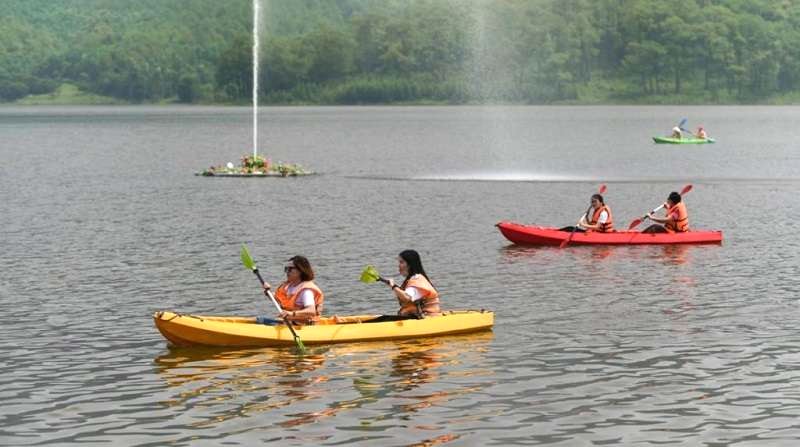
[153,310,494,347]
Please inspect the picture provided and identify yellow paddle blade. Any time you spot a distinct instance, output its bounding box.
[359,265,381,283]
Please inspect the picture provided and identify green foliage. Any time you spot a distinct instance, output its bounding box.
[7,0,800,104]
[177,75,200,103]
[15,83,122,105]
[201,155,312,176]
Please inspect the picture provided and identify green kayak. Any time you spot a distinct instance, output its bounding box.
[653,136,715,144]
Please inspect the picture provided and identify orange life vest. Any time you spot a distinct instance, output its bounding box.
[274,280,324,323]
[398,274,441,317]
[664,202,689,233]
[588,205,613,232]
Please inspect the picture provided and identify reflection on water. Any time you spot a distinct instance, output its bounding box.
[588,245,614,261]
[660,244,690,265]
[500,242,712,269]
[662,275,698,318]
[154,333,493,441]
[390,339,444,392]
[154,346,329,429]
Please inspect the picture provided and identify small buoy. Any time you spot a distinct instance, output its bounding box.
[226,162,234,169]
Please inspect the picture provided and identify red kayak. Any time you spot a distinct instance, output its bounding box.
[496,221,722,246]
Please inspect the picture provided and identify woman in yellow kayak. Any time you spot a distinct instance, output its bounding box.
[385,250,441,318]
[643,192,689,233]
[259,255,325,325]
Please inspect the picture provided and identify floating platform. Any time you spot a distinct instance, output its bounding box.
[196,170,315,177]
[197,156,314,177]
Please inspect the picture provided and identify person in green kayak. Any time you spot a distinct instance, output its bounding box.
[559,193,613,233]
[385,250,441,318]
[258,255,325,325]
[695,126,708,139]
[671,126,682,139]
[642,192,689,233]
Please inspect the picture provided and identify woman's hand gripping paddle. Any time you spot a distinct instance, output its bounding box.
[560,184,607,248]
[627,184,693,230]
[240,244,306,353]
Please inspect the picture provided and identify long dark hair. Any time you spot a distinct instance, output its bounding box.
[399,249,436,290]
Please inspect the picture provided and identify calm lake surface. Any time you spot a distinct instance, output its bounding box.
[2,105,800,446]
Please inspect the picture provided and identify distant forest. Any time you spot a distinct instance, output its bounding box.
[3,0,800,104]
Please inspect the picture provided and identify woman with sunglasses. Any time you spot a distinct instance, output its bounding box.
[261,255,324,324]
[385,250,441,318]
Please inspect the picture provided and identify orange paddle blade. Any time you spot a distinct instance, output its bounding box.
[627,218,643,230]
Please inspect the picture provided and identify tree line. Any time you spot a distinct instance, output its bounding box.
[2,0,800,104]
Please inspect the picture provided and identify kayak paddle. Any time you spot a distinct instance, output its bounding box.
[360,265,390,285]
[240,244,306,353]
[560,184,607,249]
[627,184,693,230]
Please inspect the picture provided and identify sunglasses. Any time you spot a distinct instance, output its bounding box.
[284,266,297,273]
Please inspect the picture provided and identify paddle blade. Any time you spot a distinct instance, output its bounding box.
[359,265,381,283]
[598,184,607,194]
[240,244,256,270]
[559,237,570,249]
[293,336,307,353]
[627,217,643,230]
[681,184,693,195]
[678,118,687,129]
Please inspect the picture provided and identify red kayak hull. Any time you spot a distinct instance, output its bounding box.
[496,221,723,246]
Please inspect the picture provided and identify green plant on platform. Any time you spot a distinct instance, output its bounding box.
[270,162,310,176]
[241,155,269,170]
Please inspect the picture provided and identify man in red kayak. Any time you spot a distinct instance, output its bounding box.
[560,194,613,233]
[643,192,689,233]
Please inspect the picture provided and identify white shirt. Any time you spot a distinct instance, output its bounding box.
[285,283,315,308]
[405,286,421,302]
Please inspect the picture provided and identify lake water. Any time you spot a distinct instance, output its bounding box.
[2,105,800,446]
